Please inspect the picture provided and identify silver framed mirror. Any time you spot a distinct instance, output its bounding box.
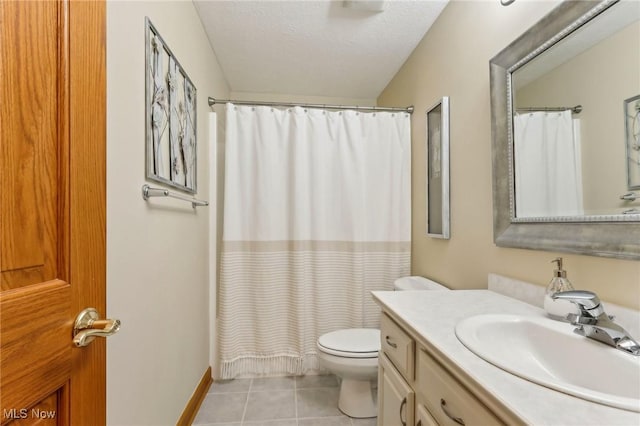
[490,0,640,260]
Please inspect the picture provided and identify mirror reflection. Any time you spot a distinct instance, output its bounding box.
[511,1,640,218]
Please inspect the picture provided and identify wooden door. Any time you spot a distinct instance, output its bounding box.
[0,0,107,424]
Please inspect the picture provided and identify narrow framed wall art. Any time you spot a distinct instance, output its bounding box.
[426,97,450,239]
[624,94,640,190]
[145,17,197,193]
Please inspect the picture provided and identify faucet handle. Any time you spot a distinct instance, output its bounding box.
[566,312,597,326]
[552,290,604,317]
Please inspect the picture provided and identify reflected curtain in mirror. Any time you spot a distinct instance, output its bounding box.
[514,110,583,217]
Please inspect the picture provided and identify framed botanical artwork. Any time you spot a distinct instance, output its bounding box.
[624,94,640,190]
[426,97,450,239]
[145,17,197,193]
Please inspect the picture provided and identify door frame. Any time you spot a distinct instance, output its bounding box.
[68,0,107,422]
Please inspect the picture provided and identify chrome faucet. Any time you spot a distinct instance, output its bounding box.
[552,290,640,356]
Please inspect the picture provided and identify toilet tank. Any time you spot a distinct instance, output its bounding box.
[394,276,449,291]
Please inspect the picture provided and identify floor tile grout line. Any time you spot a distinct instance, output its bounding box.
[247,386,334,393]
[294,376,299,426]
[297,415,355,421]
[239,378,252,425]
[298,415,350,418]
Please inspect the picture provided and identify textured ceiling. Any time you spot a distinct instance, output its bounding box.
[194,0,448,99]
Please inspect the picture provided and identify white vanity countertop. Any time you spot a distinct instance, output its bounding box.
[372,290,640,426]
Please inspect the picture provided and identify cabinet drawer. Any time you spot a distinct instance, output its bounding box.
[416,347,503,426]
[381,313,415,381]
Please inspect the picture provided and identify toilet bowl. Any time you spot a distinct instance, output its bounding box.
[316,276,449,418]
[317,328,380,418]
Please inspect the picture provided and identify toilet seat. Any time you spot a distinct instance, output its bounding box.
[317,328,380,358]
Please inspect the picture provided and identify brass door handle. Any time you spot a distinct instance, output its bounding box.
[73,308,121,347]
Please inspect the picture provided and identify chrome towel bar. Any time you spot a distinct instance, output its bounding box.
[142,184,209,208]
[620,192,637,202]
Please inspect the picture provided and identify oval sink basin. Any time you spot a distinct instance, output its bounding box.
[455,314,640,412]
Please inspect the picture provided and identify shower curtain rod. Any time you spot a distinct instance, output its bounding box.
[516,104,583,114]
[207,97,414,114]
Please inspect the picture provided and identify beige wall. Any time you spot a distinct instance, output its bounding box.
[230,91,377,107]
[106,0,229,423]
[378,0,640,309]
[516,22,640,214]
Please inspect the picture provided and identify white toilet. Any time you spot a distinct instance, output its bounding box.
[316,276,449,418]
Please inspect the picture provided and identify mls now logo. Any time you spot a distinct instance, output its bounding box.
[3,409,27,420]
[3,408,56,420]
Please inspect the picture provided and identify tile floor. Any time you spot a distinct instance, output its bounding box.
[193,375,377,426]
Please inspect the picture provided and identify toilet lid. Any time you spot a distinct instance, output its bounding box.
[317,328,380,358]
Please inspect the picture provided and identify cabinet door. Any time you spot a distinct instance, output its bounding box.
[416,403,439,426]
[379,353,415,426]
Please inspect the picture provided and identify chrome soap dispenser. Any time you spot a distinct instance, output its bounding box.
[543,257,578,321]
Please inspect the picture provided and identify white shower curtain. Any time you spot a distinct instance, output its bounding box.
[217,104,411,378]
[514,111,583,217]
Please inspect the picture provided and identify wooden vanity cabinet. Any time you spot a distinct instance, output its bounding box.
[378,312,515,426]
